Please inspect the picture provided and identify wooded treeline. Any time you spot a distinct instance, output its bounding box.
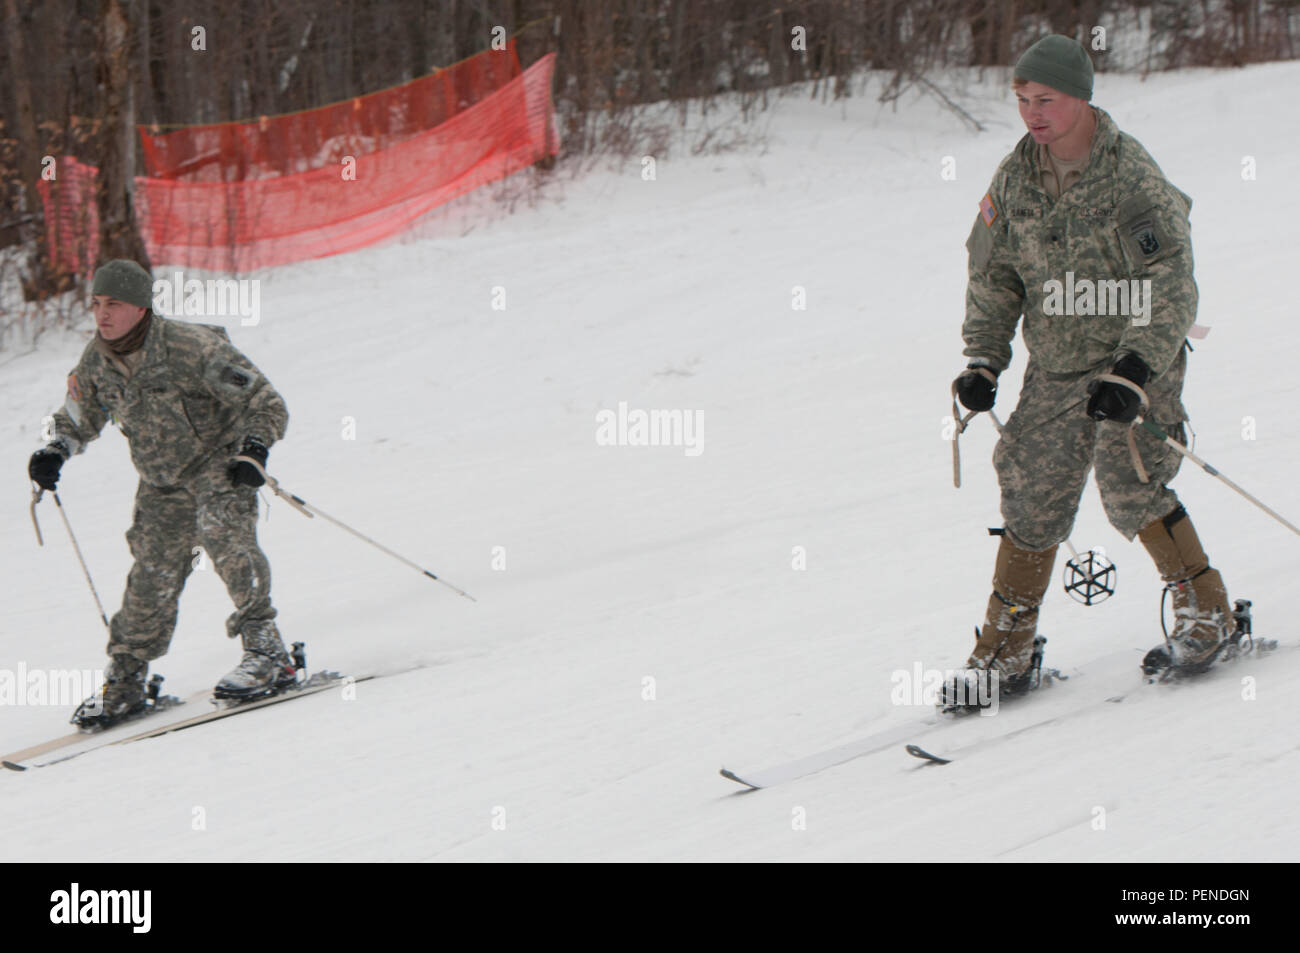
[2,0,1298,302]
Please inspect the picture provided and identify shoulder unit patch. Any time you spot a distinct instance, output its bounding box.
[1116,193,1181,266]
[1129,219,1161,256]
[219,366,251,389]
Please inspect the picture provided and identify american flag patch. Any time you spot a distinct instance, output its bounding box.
[67,373,81,402]
[979,192,998,226]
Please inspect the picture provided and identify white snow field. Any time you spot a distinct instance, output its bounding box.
[2,63,1298,862]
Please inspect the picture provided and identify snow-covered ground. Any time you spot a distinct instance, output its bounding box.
[2,63,1298,861]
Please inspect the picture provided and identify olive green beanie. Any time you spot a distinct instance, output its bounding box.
[91,259,154,310]
[1014,35,1094,101]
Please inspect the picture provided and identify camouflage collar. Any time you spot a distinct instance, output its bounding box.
[1014,107,1119,183]
[94,312,167,377]
[98,310,152,356]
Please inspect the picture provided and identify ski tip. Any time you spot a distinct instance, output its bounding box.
[719,767,761,790]
[2,760,28,772]
[905,744,951,765]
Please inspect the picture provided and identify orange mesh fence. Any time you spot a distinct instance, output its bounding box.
[39,51,557,274]
[138,53,557,272]
[139,42,522,181]
[38,157,100,279]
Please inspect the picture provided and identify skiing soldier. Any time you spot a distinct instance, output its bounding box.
[951,35,1234,696]
[27,259,296,727]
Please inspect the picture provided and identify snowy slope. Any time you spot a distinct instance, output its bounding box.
[2,64,1299,861]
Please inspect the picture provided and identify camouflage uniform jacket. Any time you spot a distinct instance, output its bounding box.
[51,315,288,487]
[963,107,1196,379]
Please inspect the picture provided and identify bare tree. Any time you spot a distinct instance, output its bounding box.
[95,0,149,265]
[3,0,1300,336]
[2,0,61,296]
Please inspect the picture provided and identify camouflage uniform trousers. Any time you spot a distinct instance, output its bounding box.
[994,346,1189,552]
[107,451,277,661]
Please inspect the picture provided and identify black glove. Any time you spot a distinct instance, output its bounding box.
[29,443,69,491]
[229,437,269,488]
[954,365,998,413]
[1086,353,1150,423]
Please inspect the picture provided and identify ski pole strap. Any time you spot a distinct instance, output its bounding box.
[30,485,44,546]
[950,400,980,488]
[1135,418,1300,539]
[1126,421,1150,484]
[1093,373,1152,485]
[233,454,313,517]
[950,391,977,488]
[951,369,998,486]
[949,371,995,489]
[1095,372,1150,415]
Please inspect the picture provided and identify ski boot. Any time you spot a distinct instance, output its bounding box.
[1141,598,1229,679]
[214,620,298,700]
[940,634,1060,712]
[72,654,149,730]
[1143,598,1270,678]
[941,532,1059,712]
[1138,505,1234,679]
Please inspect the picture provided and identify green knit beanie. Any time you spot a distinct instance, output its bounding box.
[91,259,154,310]
[1014,35,1094,101]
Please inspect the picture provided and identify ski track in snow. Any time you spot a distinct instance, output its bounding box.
[2,65,1298,860]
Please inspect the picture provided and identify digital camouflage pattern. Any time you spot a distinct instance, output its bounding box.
[52,315,287,486]
[111,452,276,660]
[963,107,1196,379]
[49,315,288,661]
[960,106,1198,552]
[993,347,1188,549]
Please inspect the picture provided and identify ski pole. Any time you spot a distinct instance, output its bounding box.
[31,485,111,631]
[1094,371,1300,538]
[1133,417,1300,539]
[233,456,477,602]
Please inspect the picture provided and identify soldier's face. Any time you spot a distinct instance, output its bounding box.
[1016,81,1089,146]
[92,295,147,341]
